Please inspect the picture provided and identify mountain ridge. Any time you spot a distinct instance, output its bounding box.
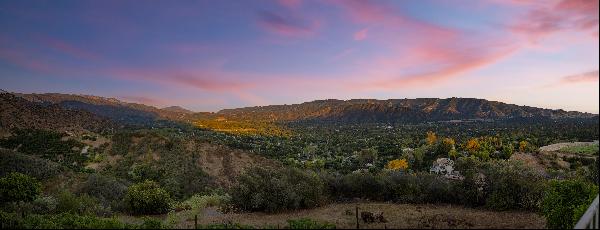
[216,97,597,122]
[5,91,598,125]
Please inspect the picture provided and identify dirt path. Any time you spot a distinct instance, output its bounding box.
[184,203,545,229]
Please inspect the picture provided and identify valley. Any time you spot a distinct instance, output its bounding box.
[0,91,598,229]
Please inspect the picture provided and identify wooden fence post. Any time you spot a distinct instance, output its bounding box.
[355,206,359,229]
[194,214,198,229]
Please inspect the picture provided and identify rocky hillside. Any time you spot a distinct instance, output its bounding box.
[217,98,597,123]
[0,92,113,134]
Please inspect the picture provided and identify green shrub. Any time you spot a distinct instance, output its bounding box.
[171,193,232,222]
[128,163,162,182]
[77,174,128,211]
[541,179,599,229]
[231,167,327,213]
[48,213,125,229]
[175,194,231,211]
[138,216,165,229]
[0,150,62,180]
[334,171,385,200]
[287,218,335,229]
[452,157,547,210]
[0,172,42,203]
[125,180,172,215]
[54,190,111,216]
[0,211,126,229]
[483,160,546,211]
[324,171,455,204]
[30,195,58,214]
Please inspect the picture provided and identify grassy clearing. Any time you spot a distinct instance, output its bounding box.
[559,143,599,155]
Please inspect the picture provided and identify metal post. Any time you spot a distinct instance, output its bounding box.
[194,214,198,229]
[575,195,599,229]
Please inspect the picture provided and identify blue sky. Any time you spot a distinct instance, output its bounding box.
[0,0,598,113]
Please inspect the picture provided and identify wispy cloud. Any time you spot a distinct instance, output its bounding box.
[540,70,599,89]
[353,28,368,41]
[39,36,101,61]
[507,0,599,42]
[111,68,251,92]
[561,70,599,84]
[256,10,320,38]
[328,0,519,90]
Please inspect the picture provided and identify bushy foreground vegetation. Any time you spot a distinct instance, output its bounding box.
[229,158,550,213]
[541,179,599,229]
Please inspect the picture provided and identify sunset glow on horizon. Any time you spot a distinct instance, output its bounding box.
[1,0,598,113]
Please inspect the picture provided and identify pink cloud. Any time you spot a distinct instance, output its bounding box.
[331,0,456,38]
[39,36,101,61]
[325,0,519,90]
[0,46,58,74]
[561,70,599,84]
[0,35,101,76]
[111,68,251,92]
[508,0,599,42]
[360,41,519,89]
[118,94,226,108]
[353,28,368,41]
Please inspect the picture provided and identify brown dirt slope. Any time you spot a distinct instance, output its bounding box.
[189,141,280,187]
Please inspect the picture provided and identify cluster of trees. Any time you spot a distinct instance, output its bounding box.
[190,118,598,173]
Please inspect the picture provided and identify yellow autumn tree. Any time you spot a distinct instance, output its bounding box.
[426,131,437,145]
[518,140,529,152]
[386,159,408,170]
[466,138,480,153]
[442,137,455,147]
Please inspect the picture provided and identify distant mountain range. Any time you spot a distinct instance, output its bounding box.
[15,93,194,124]
[218,98,598,122]
[1,92,597,133]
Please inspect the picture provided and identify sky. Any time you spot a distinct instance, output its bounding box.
[0,0,598,113]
